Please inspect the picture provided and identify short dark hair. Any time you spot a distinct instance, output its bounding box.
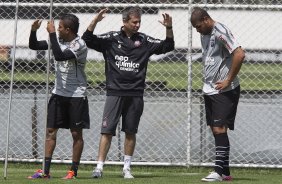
[60,13,79,34]
[122,6,142,22]
[190,7,210,22]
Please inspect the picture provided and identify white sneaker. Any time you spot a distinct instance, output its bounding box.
[122,168,134,179]
[201,171,222,182]
[92,168,103,178]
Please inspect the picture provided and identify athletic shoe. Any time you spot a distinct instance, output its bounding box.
[62,170,76,179]
[92,167,103,178]
[123,168,134,179]
[27,169,50,179]
[222,174,233,181]
[201,171,222,182]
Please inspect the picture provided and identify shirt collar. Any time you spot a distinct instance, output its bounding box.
[120,26,138,39]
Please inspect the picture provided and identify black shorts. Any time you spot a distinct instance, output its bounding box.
[204,86,240,130]
[101,96,144,136]
[47,94,90,129]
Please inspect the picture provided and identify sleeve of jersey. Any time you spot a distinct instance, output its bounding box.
[49,32,76,61]
[147,36,175,55]
[29,31,48,50]
[216,29,240,54]
[82,29,109,52]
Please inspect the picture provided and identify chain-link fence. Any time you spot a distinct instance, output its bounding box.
[1,0,282,168]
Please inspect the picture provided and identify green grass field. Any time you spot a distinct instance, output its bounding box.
[2,61,282,91]
[0,162,282,184]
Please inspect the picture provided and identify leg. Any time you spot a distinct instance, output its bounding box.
[122,97,142,168]
[70,128,84,176]
[211,126,229,177]
[43,95,61,176]
[121,97,143,179]
[63,96,89,179]
[124,133,136,156]
[92,133,112,178]
[97,133,113,162]
[210,88,240,179]
[28,128,58,179]
[122,133,136,179]
[123,133,136,170]
[44,128,58,175]
[202,89,239,182]
[95,96,122,171]
[201,126,228,182]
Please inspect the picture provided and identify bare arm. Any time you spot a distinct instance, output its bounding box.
[82,8,110,52]
[87,8,108,32]
[215,47,245,90]
[159,13,174,39]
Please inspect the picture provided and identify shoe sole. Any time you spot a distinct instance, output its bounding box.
[62,177,76,180]
[92,174,102,178]
[201,179,222,182]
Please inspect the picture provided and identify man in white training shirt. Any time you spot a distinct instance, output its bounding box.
[191,7,245,182]
[28,14,89,180]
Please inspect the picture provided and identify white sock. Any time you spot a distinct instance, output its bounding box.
[96,161,104,170]
[123,155,132,170]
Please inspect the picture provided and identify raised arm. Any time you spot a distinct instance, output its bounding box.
[147,13,175,55]
[46,20,75,61]
[29,19,48,50]
[82,8,110,52]
[159,13,174,39]
[87,8,108,32]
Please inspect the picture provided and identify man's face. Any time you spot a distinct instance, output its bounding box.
[192,18,212,35]
[57,20,69,40]
[123,15,141,35]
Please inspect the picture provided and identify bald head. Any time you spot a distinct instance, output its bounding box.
[190,7,210,24]
[190,7,214,35]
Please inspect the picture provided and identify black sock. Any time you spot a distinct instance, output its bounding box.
[223,145,230,176]
[71,161,80,176]
[44,157,52,175]
[214,133,229,176]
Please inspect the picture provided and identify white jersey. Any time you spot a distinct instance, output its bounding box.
[201,22,240,95]
[52,36,88,97]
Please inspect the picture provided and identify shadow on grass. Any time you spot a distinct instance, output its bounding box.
[234,177,258,182]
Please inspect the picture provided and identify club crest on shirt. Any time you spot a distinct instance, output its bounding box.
[210,39,215,48]
[134,40,141,47]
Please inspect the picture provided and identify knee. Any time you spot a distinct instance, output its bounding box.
[46,129,57,140]
[71,130,83,141]
[125,133,136,140]
[211,126,227,135]
[101,133,113,140]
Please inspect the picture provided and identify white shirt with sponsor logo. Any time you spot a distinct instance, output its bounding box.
[52,36,88,97]
[201,22,240,95]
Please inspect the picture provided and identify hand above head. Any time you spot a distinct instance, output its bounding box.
[159,13,172,28]
[46,19,56,33]
[88,8,108,32]
[31,19,42,31]
[93,8,109,24]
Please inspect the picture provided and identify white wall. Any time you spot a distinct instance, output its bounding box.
[1,9,282,50]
